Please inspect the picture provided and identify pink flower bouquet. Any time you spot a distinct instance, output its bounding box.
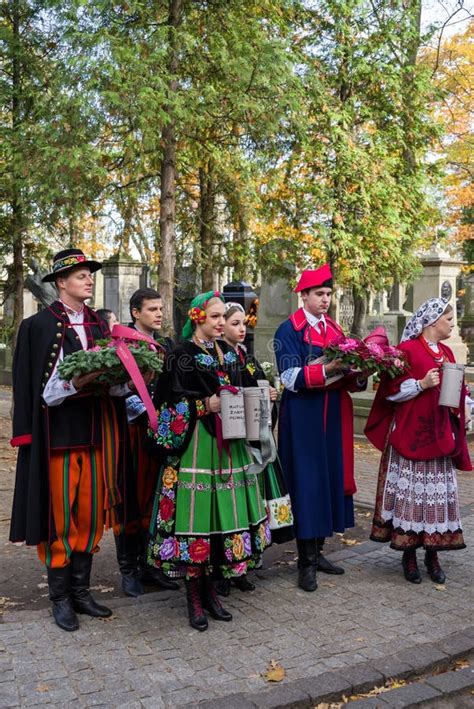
[323,326,407,378]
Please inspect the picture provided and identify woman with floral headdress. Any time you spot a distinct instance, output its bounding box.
[365,298,472,584]
[146,291,271,631]
[216,302,294,595]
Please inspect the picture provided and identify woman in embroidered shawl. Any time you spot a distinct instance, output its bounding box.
[147,291,271,631]
[365,298,472,585]
[216,303,294,595]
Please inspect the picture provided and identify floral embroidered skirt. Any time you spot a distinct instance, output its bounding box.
[370,445,465,551]
[147,421,271,578]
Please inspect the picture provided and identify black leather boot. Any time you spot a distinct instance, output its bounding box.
[215,579,231,596]
[114,532,144,597]
[185,577,208,631]
[425,550,446,584]
[402,549,422,584]
[296,539,318,592]
[202,577,232,621]
[232,574,255,592]
[316,537,344,575]
[139,531,179,590]
[47,566,79,632]
[70,553,113,617]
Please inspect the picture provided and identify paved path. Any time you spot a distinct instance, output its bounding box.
[0,387,473,708]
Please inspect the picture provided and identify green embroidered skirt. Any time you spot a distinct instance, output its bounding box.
[148,421,271,577]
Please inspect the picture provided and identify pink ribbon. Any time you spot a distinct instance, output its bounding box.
[110,324,161,432]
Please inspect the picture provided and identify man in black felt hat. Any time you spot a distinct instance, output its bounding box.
[10,249,132,631]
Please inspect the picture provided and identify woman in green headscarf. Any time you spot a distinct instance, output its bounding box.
[147,291,271,631]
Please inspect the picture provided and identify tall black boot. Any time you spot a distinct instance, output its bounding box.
[202,576,232,621]
[47,566,79,632]
[114,532,144,597]
[185,577,208,631]
[138,530,179,590]
[296,539,318,592]
[70,552,112,617]
[316,537,344,575]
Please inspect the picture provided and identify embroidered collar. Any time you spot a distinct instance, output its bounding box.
[194,337,215,348]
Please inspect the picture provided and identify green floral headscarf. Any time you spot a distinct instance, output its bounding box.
[181,290,225,340]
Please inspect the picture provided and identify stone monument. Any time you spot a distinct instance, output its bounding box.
[412,247,468,363]
[253,277,298,365]
[460,271,474,364]
[366,282,412,345]
[102,256,146,324]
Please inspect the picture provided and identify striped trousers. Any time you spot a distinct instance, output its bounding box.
[37,447,104,569]
[130,421,159,531]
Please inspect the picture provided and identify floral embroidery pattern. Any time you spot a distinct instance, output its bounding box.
[194,353,216,368]
[217,370,230,386]
[246,361,256,376]
[223,351,238,365]
[195,399,207,417]
[150,521,270,568]
[148,399,191,450]
[266,496,294,529]
[177,475,257,492]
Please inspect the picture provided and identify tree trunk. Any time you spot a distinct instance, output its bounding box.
[351,287,367,337]
[11,0,24,347]
[199,164,215,292]
[158,0,182,336]
[401,0,422,175]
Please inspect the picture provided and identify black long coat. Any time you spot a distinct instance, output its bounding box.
[9,301,132,545]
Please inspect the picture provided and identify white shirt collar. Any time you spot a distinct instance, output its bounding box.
[60,300,84,319]
[303,308,326,328]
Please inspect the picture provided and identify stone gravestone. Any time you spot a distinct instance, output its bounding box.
[460,272,474,364]
[102,257,145,325]
[366,282,412,345]
[412,247,468,363]
[253,277,298,366]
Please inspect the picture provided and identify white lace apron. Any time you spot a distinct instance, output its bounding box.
[381,447,462,535]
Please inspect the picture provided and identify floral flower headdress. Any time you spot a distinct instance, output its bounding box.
[181,290,225,340]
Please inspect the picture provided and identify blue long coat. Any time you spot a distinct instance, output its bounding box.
[274,308,360,539]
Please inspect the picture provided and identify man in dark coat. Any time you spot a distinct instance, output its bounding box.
[113,287,179,596]
[10,248,129,631]
[274,265,366,592]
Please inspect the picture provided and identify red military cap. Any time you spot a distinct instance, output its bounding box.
[293,264,333,293]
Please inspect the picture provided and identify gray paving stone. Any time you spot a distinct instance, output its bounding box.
[435,631,474,659]
[250,683,311,708]
[425,666,474,694]
[381,681,441,707]
[370,656,415,682]
[340,663,385,694]
[397,645,449,674]
[0,682,20,708]
[192,693,257,709]
[298,671,352,702]
[343,698,390,708]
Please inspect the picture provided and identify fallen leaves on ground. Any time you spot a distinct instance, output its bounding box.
[262,659,286,682]
[453,658,470,670]
[340,538,360,546]
[315,679,408,707]
[433,584,446,591]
